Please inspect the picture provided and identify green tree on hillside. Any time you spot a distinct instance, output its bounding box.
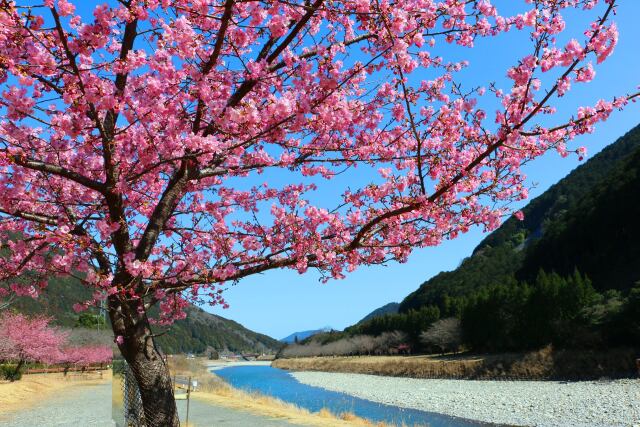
[75,312,106,329]
[461,270,602,351]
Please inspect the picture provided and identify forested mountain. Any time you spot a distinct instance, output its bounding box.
[475,123,640,254]
[517,145,640,292]
[156,305,283,354]
[399,123,640,315]
[12,276,94,327]
[357,303,400,324]
[9,277,282,354]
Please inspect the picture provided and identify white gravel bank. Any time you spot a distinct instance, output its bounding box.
[290,371,640,426]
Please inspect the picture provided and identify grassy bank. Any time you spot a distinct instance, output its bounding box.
[0,370,110,416]
[273,346,639,380]
[168,356,397,427]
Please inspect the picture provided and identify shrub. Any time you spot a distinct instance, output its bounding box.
[0,363,22,381]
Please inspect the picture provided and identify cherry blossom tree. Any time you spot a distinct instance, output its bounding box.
[0,312,112,378]
[0,312,68,378]
[0,0,636,424]
[61,344,113,367]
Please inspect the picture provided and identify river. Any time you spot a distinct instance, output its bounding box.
[213,365,488,427]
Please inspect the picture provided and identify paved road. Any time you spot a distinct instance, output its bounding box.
[0,381,298,427]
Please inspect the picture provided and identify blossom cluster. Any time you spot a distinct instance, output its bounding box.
[0,312,112,366]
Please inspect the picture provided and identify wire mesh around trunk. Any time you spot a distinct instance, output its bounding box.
[112,359,146,427]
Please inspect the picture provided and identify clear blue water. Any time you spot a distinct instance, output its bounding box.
[214,365,489,427]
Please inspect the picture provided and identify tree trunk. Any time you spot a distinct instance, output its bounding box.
[10,359,24,382]
[127,344,179,426]
[108,295,179,426]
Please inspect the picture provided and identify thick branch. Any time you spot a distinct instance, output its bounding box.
[101,10,139,257]
[135,161,194,261]
[12,157,105,193]
[0,208,59,226]
[104,16,138,139]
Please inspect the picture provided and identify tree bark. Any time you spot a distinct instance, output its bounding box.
[10,359,25,382]
[109,296,179,426]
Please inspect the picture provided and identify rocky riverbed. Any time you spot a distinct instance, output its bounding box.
[291,371,640,426]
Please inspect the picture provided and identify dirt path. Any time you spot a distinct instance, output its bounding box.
[177,398,299,426]
[0,381,113,426]
[0,380,299,427]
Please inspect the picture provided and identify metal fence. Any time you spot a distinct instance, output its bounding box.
[112,360,146,427]
[112,360,199,426]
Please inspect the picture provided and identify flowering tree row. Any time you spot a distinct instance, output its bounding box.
[0,0,637,423]
[0,312,112,379]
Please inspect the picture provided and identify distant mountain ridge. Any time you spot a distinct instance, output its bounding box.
[281,327,333,343]
[357,303,400,324]
[11,277,283,354]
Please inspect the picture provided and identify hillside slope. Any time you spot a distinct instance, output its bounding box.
[156,305,283,354]
[10,277,282,354]
[12,276,93,327]
[399,124,640,314]
[357,303,400,324]
[475,123,640,253]
[518,144,640,291]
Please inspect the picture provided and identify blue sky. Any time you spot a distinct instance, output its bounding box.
[205,1,640,339]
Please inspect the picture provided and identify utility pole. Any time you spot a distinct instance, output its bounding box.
[98,295,106,331]
[186,376,191,426]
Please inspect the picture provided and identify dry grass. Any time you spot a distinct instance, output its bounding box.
[167,356,398,427]
[273,354,486,378]
[0,370,111,416]
[193,384,392,427]
[273,346,639,380]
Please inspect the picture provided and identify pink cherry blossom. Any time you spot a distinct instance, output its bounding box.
[0,312,112,369]
[0,313,67,365]
[61,345,112,366]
